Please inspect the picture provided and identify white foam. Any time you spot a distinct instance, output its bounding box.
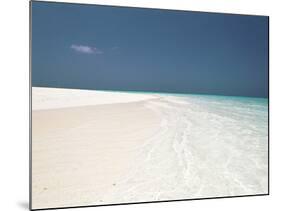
[103,95,268,202]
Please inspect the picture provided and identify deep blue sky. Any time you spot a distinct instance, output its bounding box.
[32,1,268,98]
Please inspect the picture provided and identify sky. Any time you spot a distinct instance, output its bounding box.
[31,1,269,98]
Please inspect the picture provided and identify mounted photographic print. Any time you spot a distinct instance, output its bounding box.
[30,1,269,210]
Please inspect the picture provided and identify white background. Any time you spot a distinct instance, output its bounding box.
[0,0,279,210]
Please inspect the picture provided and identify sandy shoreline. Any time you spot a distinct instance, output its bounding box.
[32,87,157,110]
[32,87,268,209]
[32,99,161,208]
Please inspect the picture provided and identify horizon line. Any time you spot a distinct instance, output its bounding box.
[32,85,269,99]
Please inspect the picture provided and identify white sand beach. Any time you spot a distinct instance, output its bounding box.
[32,87,268,209]
[32,87,157,110]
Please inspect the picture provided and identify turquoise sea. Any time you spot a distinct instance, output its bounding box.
[105,91,269,201]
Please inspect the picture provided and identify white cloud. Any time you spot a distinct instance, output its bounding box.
[70,44,103,54]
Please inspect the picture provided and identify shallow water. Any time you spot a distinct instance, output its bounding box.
[102,94,268,204]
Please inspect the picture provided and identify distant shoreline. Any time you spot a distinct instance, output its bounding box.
[32,85,268,99]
